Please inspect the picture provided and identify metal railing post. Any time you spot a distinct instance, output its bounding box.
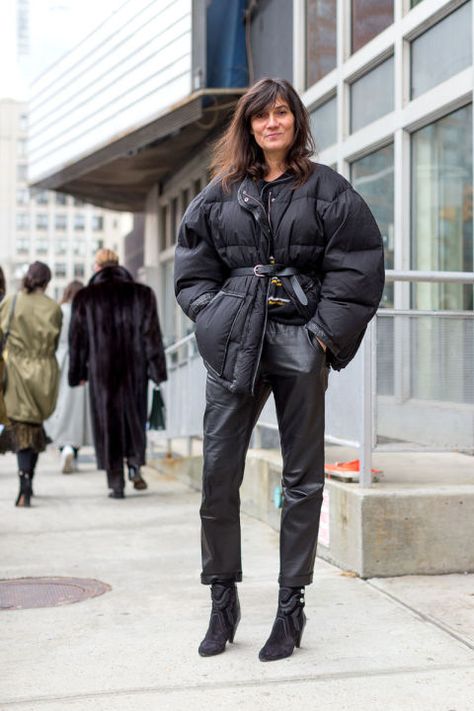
[359,321,374,487]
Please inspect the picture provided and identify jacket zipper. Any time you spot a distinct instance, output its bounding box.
[244,187,275,395]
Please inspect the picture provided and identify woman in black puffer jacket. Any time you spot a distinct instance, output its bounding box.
[175,78,384,662]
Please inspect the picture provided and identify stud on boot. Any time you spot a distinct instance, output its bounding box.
[259,587,306,662]
[198,581,241,657]
[15,471,32,508]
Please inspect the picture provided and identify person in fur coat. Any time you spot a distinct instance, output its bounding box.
[68,249,167,498]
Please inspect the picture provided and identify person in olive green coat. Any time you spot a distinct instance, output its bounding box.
[0,337,8,427]
[0,262,62,507]
[0,267,7,425]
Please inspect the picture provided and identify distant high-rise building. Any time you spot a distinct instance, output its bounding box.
[0,0,131,296]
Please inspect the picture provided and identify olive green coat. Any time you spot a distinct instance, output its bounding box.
[0,291,62,424]
[0,330,7,425]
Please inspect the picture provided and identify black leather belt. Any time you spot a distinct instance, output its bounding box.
[230,265,308,305]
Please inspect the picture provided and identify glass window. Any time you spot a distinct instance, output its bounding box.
[410,0,424,6]
[73,241,86,257]
[350,57,394,133]
[35,239,48,255]
[74,214,85,231]
[92,216,104,231]
[17,139,27,158]
[16,188,29,205]
[412,104,473,311]
[73,198,84,207]
[351,143,394,307]
[159,205,168,252]
[411,2,472,100]
[193,179,201,196]
[161,259,176,347]
[55,193,67,205]
[352,0,393,53]
[181,188,190,213]
[19,113,28,132]
[55,214,67,230]
[74,263,85,278]
[310,96,337,151]
[16,213,30,230]
[170,197,179,247]
[17,163,27,181]
[54,263,67,278]
[35,191,49,205]
[306,0,337,87]
[16,238,30,254]
[55,240,67,255]
[36,214,48,230]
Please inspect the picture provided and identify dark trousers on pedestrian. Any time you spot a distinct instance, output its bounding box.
[106,454,141,492]
[200,321,328,587]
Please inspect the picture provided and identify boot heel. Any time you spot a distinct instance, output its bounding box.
[229,611,241,643]
[15,472,32,508]
[295,610,306,649]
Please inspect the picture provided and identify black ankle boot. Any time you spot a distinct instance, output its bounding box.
[259,587,306,662]
[15,471,32,508]
[198,581,241,657]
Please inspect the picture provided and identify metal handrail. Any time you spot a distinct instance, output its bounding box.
[385,270,474,283]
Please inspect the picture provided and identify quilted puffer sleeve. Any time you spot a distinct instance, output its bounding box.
[174,191,228,322]
[306,187,385,369]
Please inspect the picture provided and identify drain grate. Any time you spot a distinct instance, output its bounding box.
[0,577,111,610]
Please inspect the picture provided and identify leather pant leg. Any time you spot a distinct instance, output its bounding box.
[200,371,271,584]
[262,322,328,587]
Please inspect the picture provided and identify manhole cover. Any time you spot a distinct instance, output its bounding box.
[0,577,111,610]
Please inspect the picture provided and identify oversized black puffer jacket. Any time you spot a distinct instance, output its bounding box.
[175,163,384,395]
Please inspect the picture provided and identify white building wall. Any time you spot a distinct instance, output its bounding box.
[0,98,131,298]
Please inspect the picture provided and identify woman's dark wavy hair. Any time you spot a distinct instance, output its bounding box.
[211,77,315,192]
[22,261,52,293]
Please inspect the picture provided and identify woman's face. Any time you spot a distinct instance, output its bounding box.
[250,98,295,160]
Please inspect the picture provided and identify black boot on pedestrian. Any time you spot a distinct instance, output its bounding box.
[259,587,306,662]
[128,465,147,491]
[198,581,241,657]
[108,489,125,499]
[15,471,32,508]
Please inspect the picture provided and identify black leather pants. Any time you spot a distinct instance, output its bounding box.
[200,321,328,587]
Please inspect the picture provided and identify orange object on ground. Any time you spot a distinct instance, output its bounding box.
[324,459,382,475]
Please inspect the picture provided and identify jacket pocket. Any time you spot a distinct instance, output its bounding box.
[195,291,245,376]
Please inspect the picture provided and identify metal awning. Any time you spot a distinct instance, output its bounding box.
[29,89,245,212]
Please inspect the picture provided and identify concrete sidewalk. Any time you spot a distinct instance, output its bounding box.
[0,448,473,711]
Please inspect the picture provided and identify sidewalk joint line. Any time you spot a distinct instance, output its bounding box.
[366,580,474,652]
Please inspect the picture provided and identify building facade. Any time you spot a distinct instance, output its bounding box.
[0,99,129,298]
[28,0,474,448]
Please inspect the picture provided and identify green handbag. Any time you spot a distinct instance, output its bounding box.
[148,386,166,430]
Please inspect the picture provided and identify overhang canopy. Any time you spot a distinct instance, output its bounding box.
[29,90,244,212]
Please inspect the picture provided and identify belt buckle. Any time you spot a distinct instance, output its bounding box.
[253,264,265,277]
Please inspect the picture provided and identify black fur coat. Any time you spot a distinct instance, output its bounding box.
[68,266,167,472]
